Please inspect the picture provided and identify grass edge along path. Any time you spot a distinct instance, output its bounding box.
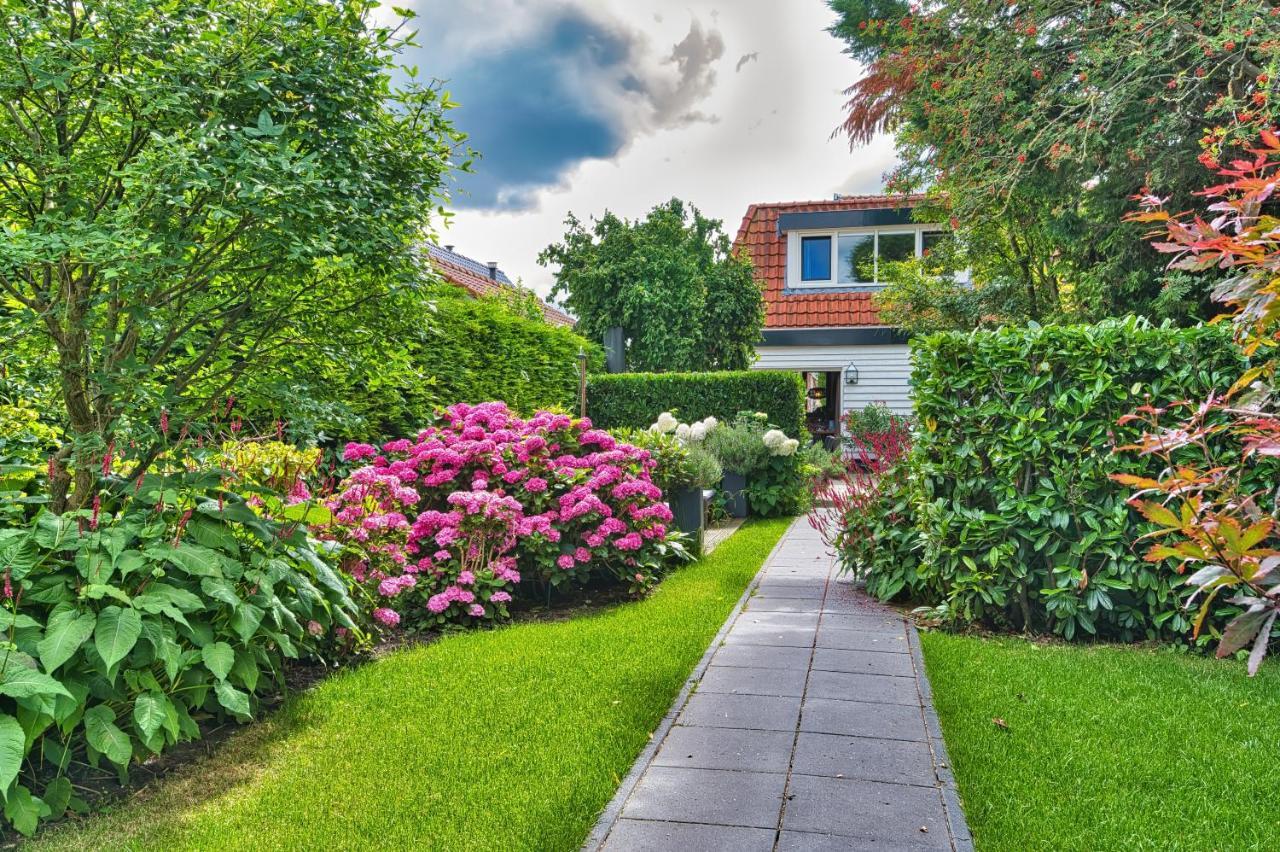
[920,632,1280,852]
[34,518,793,851]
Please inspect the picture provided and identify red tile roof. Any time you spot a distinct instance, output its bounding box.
[426,244,577,328]
[732,195,926,329]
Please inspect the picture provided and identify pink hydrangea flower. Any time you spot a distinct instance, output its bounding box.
[373,608,401,627]
[343,442,378,462]
[468,604,486,618]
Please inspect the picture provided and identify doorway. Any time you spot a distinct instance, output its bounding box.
[802,371,841,447]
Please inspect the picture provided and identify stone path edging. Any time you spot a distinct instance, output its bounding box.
[907,615,973,851]
[584,515,974,852]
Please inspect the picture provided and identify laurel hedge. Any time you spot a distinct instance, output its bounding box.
[873,318,1247,640]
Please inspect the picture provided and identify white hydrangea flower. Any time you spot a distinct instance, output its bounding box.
[762,429,787,450]
[653,412,678,434]
[701,416,718,431]
[779,438,800,456]
[689,422,708,441]
[675,423,691,440]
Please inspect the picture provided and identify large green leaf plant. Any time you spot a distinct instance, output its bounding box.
[0,467,356,835]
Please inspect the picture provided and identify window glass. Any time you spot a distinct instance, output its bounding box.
[837,233,874,284]
[921,230,949,258]
[801,236,831,281]
[877,232,917,273]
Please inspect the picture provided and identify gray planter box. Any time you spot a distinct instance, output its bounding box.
[668,487,705,555]
[721,472,749,518]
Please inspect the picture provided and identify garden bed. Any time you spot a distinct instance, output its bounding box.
[31,518,792,850]
[921,632,1280,850]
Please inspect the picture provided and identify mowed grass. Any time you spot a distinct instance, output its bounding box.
[921,632,1280,852]
[35,518,792,851]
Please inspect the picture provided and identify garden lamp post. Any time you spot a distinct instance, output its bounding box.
[577,348,588,419]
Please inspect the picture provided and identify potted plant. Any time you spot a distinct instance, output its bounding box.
[703,414,770,518]
[665,444,722,552]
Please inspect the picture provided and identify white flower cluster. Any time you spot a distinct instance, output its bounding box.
[762,428,800,457]
[650,412,718,443]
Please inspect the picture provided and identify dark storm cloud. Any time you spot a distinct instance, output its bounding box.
[411,3,724,211]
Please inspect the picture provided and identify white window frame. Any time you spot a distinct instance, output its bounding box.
[785,224,943,290]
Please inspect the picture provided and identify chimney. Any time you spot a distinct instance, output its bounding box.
[444,244,454,252]
[486,262,499,280]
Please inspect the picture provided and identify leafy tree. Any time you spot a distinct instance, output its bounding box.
[539,199,764,372]
[828,0,1278,325]
[0,0,465,510]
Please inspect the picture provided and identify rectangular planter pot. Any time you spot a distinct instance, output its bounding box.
[721,472,749,519]
[668,487,705,555]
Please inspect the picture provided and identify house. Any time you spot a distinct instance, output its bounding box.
[732,194,940,438]
[425,243,576,328]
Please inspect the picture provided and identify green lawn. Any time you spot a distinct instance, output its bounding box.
[921,632,1280,852]
[35,518,792,851]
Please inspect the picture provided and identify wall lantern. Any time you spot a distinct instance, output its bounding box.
[844,363,860,386]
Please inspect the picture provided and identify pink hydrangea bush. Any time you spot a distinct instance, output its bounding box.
[323,402,684,630]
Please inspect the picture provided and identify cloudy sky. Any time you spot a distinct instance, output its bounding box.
[395,0,895,297]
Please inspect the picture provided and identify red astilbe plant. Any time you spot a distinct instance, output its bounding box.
[1117,129,1280,674]
[810,417,920,600]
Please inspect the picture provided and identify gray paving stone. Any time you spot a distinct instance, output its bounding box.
[723,621,816,648]
[679,691,802,731]
[743,596,823,614]
[776,830,945,851]
[806,670,920,705]
[602,820,776,852]
[735,610,821,630]
[816,625,910,653]
[711,643,814,670]
[810,647,917,677]
[792,732,938,786]
[752,581,826,600]
[653,725,795,773]
[698,664,809,697]
[799,698,927,741]
[781,774,950,848]
[621,767,786,829]
[760,568,830,582]
[820,612,907,633]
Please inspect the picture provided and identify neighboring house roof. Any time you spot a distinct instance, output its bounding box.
[425,243,576,328]
[732,194,927,329]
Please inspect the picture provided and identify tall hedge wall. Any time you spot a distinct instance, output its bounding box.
[423,295,601,416]
[587,370,806,437]
[907,318,1245,640]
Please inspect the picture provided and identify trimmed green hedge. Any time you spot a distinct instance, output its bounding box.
[587,371,806,437]
[902,318,1245,640]
[422,294,601,416]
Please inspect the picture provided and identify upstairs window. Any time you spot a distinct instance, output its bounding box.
[787,226,943,289]
[800,236,832,281]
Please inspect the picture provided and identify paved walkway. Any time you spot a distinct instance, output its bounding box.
[702,518,744,556]
[586,517,972,851]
